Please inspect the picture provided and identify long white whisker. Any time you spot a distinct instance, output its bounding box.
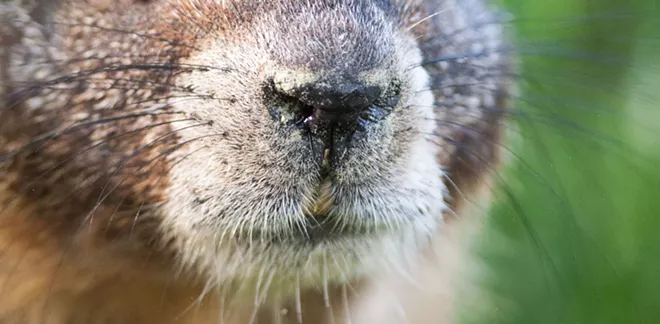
[406,7,453,31]
[295,273,303,324]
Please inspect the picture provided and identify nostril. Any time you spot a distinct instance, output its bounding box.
[295,82,382,114]
[270,74,383,123]
[265,72,401,134]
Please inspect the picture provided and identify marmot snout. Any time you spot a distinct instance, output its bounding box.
[0,0,511,323]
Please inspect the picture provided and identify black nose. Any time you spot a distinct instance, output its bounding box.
[273,77,383,124]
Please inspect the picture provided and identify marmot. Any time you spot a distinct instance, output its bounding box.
[0,0,511,323]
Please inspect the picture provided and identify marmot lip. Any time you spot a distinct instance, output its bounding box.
[294,214,363,244]
[245,214,364,246]
[301,215,345,242]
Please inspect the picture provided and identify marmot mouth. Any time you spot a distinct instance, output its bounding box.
[261,176,377,245]
[298,215,357,244]
[244,213,370,246]
[276,214,375,246]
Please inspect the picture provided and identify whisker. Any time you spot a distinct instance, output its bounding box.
[322,251,331,308]
[295,273,303,324]
[406,7,452,31]
[426,133,565,281]
[342,283,353,324]
[173,278,215,322]
[48,21,201,51]
[426,122,632,275]
[18,118,192,193]
[1,110,185,161]
[93,122,208,200]
[431,102,659,165]
[126,145,209,238]
[248,268,267,324]
[13,54,201,68]
[70,125,212,230]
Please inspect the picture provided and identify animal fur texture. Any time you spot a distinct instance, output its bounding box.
[0,0,511,323]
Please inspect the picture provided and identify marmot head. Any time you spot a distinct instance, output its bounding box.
[1,0,508,299]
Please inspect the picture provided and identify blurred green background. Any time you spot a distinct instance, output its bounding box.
[463,0,660,323]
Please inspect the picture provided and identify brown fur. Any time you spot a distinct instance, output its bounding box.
[0,0,511,322]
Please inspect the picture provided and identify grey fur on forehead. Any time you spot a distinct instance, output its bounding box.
[217,0,400,74]
[232,0,401,72]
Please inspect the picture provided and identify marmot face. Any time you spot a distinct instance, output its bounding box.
[1,0,508,314]
[162,0,445,289]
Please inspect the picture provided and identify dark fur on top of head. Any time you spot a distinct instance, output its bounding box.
[0,0,510,323]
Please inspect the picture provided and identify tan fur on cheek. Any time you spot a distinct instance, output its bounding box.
[0,189,225,323]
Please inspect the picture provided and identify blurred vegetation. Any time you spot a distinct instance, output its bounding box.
[463,0,660,323]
